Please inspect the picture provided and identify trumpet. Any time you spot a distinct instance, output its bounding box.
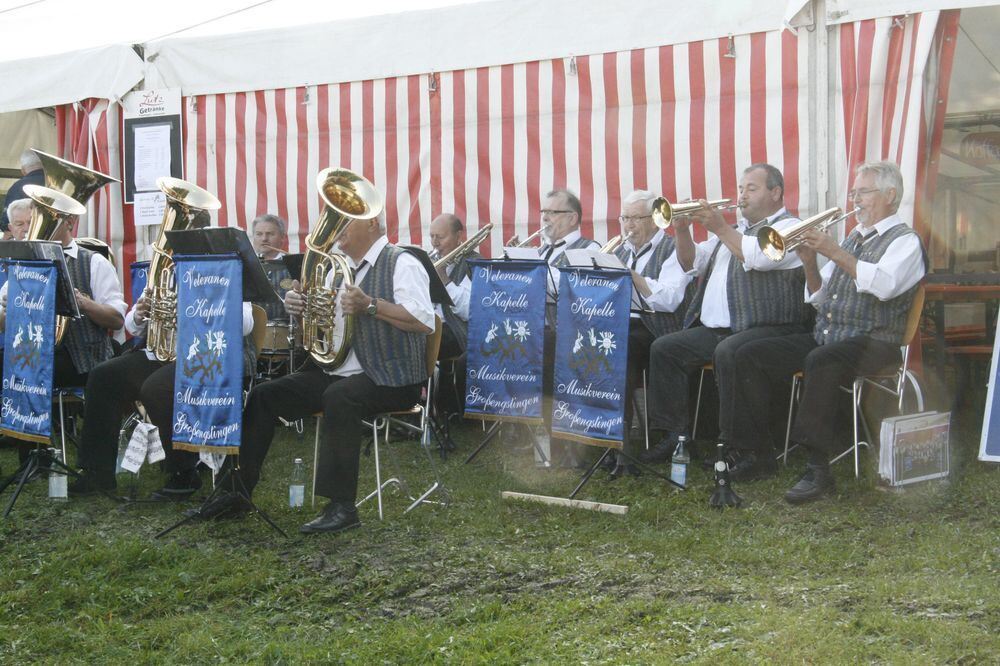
[506,224,550,248]
[434,223,494,269]
[600,235,624,254]
[651,197,738,228]
[757,207,860,262]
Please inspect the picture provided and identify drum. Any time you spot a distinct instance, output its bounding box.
[261,322,295,354]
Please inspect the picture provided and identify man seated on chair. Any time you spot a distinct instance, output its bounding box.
[198,209,434,534]
[609,190,693,477]
[0,211,126,466]
[643,163,812,479]
[70,215,256,497]
[250,213,291,324]
[429,213,476,414]
[733,160,926,503]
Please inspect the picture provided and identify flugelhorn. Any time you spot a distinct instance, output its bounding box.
[434,223,494,269]
[651,197,737,229]
[301,167,383,369]
[600,235,624,254]
[146,177,221,362]
[757,207,859,262]
[506,224,549,248]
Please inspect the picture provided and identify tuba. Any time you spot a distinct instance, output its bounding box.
[145,177,221,362]
[301,168,383,369]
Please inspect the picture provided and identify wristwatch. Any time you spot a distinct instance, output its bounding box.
[366,297,378,317]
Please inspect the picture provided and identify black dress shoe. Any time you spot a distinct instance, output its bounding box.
[68,472,116,496]
[184,491,251,520]
[784,463,835,504]
[300,501,361,535]
[639,438,676,464]
[728,450,778,482]
[151,470,203,501]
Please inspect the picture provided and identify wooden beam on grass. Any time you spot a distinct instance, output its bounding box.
[501,491,628,515]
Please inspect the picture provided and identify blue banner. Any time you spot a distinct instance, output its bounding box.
[171,255,243,453]
[551,267,631,447]
[1,260,57,442]
[464,259,547,424]
[0,261,7,352]
[130,261,149,306]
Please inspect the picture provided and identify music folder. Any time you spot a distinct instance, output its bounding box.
[564,249,627,271]
[501,247,544,261]
[279,253,304,283]
[164,228,279,303]
[0,240,81,318]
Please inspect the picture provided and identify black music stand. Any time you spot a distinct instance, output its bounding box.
[154,228,287,537]
[463,255,551,467]
[0,243,113,518]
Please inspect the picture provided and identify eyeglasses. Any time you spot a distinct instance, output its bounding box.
[539,209,574,216]
[847,188,880,200]
[618,215,652,224]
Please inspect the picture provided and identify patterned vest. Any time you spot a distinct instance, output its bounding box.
[814,223,922,345]
[726,212,814,333]
[62,248,114,374]
[354,245,428,386]
[615,235,693,338]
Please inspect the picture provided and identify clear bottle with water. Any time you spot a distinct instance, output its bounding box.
[289,457,306,508]
[48,448,68,500]
[670,436,690,488]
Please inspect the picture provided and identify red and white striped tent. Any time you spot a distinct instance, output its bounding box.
[0,0,986,298]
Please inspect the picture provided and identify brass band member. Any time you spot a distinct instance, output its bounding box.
[251,213,291,324]
[429,213,477,414]
[197,209,434,534]
[644,164,812,478]
[609,190,693,476]
[4,199,32,241]
[733,161,926,502]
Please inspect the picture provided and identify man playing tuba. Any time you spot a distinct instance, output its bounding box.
[200,206,435,534]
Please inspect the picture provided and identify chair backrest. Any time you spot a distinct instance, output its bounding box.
[425,315,444,377]
[901,284,925,347]
[251,304,269,351]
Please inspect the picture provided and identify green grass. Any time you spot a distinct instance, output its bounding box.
[1,412,998,664]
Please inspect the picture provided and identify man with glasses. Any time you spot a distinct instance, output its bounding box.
[732,161,925,502]
[608,190,693,476]
[643,163,812,479]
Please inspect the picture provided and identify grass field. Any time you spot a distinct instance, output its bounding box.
[1,402,998,664]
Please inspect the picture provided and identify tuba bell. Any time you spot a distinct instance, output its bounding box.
[301,168,383,369]
[145,177,221,362]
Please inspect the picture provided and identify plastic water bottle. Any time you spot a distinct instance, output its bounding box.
[289,458,306,508]
[48,448,68,500]
[670,436,690,488]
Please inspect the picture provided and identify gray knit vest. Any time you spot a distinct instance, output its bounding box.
[815,223,921,345]
[62,248,114,374]
[354,245,428,386]
[726,212,813,333]
[615,236,692,338]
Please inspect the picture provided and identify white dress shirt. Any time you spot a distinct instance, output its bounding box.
[806,213,926,305]
[623,229,692,317]
[539,229,599,300]
[0,239,127,321]
[444,264,472,321]
[689,208,801,329]
[329,236,434,378]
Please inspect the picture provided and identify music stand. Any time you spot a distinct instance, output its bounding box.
[0,242,116,518]
[155,228,287,537]
[280,253,304,283]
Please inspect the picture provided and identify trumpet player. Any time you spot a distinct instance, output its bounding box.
[644,164,813,478]
[734,161,926,502]
[607,190,694,477]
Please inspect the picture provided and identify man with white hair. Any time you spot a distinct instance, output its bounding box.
[733,161,926,503]
[200,209,435,534]
[4,198,32,241]
[1,150,44,232]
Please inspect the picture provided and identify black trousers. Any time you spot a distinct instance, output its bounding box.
[734,334,901,462]
[622,319,655,454]
[236,364,422,503]
[646,323,808,439]
[77,350,194,477]
[437,324,467,415]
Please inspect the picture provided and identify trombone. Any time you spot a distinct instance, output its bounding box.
[757,207,860,262]
[434,223,494,269]
[651,197,739,228]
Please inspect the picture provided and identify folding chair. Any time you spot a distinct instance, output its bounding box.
[782,285,926,477]
[311,316,448,519]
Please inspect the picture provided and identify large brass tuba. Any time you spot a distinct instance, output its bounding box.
[301,168,383,369]
[145,177,221,362]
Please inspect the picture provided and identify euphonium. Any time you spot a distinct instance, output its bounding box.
[757,207,858,262]
[433,223,494,270]
[301,168,383,369]
[146,177,221,362]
